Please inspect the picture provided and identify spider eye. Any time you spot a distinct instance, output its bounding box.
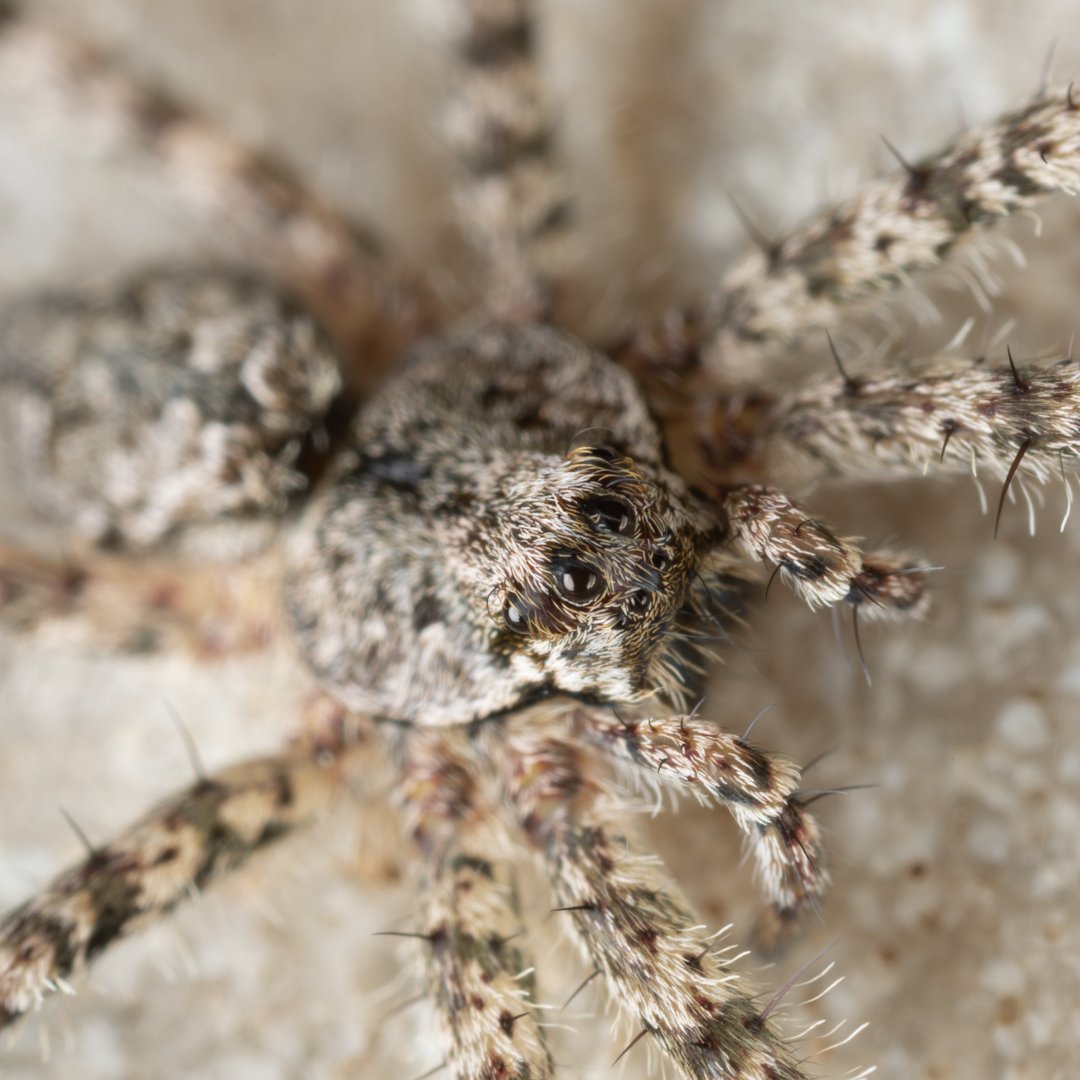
[582,495,635,535]
[626,589,650,613]
[504,596,529,632]
[651,549,671,571]
[585,444,619,462]
[553,558,602,602]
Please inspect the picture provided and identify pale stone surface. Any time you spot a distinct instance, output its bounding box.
[2,3,1079,1078]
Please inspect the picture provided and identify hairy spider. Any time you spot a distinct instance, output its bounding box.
[2,3,1080,1079]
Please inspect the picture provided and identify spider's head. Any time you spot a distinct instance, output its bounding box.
[477,444,722,707]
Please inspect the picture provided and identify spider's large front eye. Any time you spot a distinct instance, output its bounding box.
[553,557,602,602]
[504,595,529,632]
[582,494,635,535]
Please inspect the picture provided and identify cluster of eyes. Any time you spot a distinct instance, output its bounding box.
[502,493,673,634]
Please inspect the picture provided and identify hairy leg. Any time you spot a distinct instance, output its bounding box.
[763,349,1080,509]
[669,344,1080,545]
[721,485,931,619]
[616,80,1080,395]
[389,725,554,1080]
[575,707,827,950]
[442,0,573,322]
[708,81,1080,369]
[0,710,376,1030]
[489,709,809,1080]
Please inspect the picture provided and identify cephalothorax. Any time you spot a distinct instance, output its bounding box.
[288,322,726,724]
[2,3,1079,1078]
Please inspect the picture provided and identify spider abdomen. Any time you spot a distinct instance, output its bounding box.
[0,268,341,555]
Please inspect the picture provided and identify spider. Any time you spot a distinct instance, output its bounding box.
[2,2,1080,1080]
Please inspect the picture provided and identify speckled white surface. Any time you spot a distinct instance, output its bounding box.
[2,3,1080,1079]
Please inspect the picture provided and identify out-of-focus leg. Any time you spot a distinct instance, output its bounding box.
[442,0,573,322]
[0,3,427,366]
[0,713,377,1031]
[387,724,554,1080]
[0,542,284,658]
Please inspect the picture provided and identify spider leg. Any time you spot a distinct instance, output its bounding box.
[0,4,427,368]
[616,80,1080,386]
[490,709,811,1080]
[0,711,377,1032]
[385,725,555,1080]
[758,349,1080,512]
[708,80,1080,370]
[721,485,930,620]
[442,0,573,322]
[0,542,283,658]
[575,708,826,953]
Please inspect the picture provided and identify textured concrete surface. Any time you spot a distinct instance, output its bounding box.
[1,2,1080,1078]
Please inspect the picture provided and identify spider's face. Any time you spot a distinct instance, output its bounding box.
[485,444,716,705]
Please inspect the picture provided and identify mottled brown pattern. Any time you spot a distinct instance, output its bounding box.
[444,0,572,321]
[0,541,284,655]
[394,727,554,1079]
[710,82,1080,367]
[0,733,369,1029]
[492,718,805,1079]
[577,708,825,947]
[723,485,930,619]
[0,270,342,554]
[1,3,1080,1078]
[768,353,1080,505]
[285,322,730,724]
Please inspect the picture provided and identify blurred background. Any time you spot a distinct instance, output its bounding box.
[1,2,1079,1077]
